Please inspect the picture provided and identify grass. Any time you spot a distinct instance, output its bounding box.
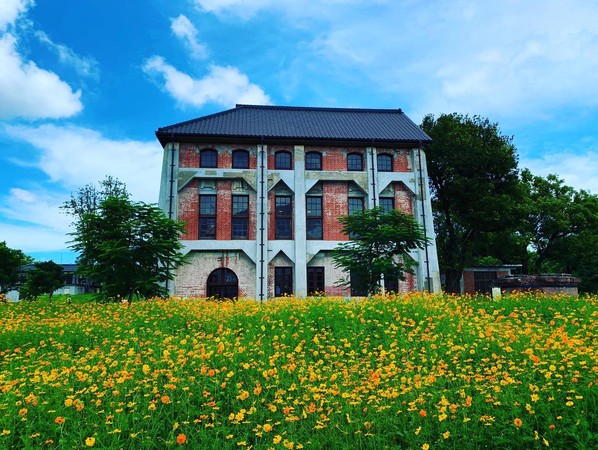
[0,292,596,449]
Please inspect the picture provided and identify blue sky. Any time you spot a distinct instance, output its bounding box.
[1,0,597,264]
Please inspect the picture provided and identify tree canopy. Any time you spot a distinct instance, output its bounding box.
[333,207,427,295]
[68,195,187,301]
[0,242,32,294]
[20,261,65,301]
[421,113,524,293]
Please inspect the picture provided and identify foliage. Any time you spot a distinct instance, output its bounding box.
[19,261,65,301]
[0,242,32,294]
[69,195,187,301]
[333,207,427,295]
[61,175,129,221]
[421,113,524,292]
[0,293,596,449]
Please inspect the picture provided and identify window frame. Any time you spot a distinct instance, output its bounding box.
[305,151,322,170]
[232,149,250,169]
[347,153,364,171]
[379,197,394,212]
[377,153,393,172]
[198,194,217,239]
[274,267,293,296]
[274,151,293,170]
[307,267,325,295]
[348,197,365,215]
[275,195,293,239]
[306,196,323,240]
[200,149,218,168]
[231,195,249,239]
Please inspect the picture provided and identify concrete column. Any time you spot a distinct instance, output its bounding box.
[255,144,268,301]
[293,145,307,296]
[158,141,179,296]
[365,146,378,208]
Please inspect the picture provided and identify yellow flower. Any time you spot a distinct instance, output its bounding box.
[85,436,96,447]
[263,423,273,432]
[422,444,430,450]
[273,435,282,444]
[443,431,451,439]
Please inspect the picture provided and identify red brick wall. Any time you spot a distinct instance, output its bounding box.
[323,182,349,241]
[178,144,257,169]
[179,144,198,168]
[178,180,198,238]
[216,181,232,240]
[394,183,413,214]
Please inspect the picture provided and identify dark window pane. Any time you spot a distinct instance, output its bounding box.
[306,218,323,239]
[474,271,497,294]
[232,150,249,169]
[199,217,216,238]
[207,268,238,299]
[305,152,322,170]
[350,270,368,296]
[199,195,216,215]
[275,196,292,217]
[348,197,364,215]
[307,267,325,295]
[232,218,248,239]
[379,197,394,212]
[306,196,322,217]
[384,273,399,293]
[347,153,363,171]
[377,154,393,172]
[275,267,293,296]
[232,195,249,216]
[275,219,292,239]
[275,151,292,169]
[200,149,218,168]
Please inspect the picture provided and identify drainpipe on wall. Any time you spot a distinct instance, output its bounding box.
[258,137,266,302]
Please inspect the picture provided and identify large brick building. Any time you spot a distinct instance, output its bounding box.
[156,105,440,300]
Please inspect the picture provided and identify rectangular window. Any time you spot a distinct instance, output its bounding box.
[350,270,368,296]
[275,196,292,239]
[231,195,249,239]
[199,195,216,239]
[306,196,323,239]
[307,267,325,295]
[348,197,364,215]
[474,271,497,294]
[379,197,394,212]
[275,267,293,296]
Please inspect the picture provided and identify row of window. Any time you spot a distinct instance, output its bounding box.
[197,195,396,239]
[198,149,396,171]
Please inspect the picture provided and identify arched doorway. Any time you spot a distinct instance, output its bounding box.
[206,268,238,299]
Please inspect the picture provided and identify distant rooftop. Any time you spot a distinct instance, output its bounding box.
[156,104,431,146]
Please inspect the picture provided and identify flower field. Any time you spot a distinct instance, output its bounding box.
[1,293,597,449]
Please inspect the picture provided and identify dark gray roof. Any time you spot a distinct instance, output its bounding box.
[156,104,431,146]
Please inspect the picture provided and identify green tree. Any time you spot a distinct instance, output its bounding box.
[61,175,129,219]
[0,242,32,294]
[20,261,65,301]
[421,113,524,293]
[68,195,187,301]
[333,207,427,295]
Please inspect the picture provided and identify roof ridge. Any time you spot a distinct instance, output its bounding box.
[235,104,404,114]
[157,107,237,132]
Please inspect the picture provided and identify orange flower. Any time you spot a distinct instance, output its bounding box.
[54,416,65,425]
[419,409,427,417]
[176,433,187,445]
[514,418,523,427]
[18,408,27,416]
[161,395,171,404]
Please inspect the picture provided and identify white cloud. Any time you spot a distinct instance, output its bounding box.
[34,30,100,79]
[4,124,163,203]
[0,34,83,119]
[0,0,32,31]
[170,14,208,59]
[143,55,271,108]
[520,150,598,195]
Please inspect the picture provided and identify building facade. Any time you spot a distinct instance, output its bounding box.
[156,105,440,299]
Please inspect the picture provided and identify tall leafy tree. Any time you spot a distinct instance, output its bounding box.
[69,195,187,301]
[61,175,129,219]
[0,242,32,294]
[333,207,427,295]
[421,113,524,292]
[20,261,65,301]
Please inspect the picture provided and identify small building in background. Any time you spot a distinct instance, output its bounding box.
[461,265,522,295]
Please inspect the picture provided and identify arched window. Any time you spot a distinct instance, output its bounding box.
[305,152,322,170]
[200,149,218,168]
[377,153,393,172]
[206,268,238,299]
[347,153,363,171]
[232,149,249,169]
[275,151,292,170]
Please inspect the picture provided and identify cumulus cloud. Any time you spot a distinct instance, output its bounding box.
[4,124,163,203]
[143,55,271,107]
[0,34,83,119]
[34,30,100,79]
[170,14,208,59]
[0,0,32,31]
